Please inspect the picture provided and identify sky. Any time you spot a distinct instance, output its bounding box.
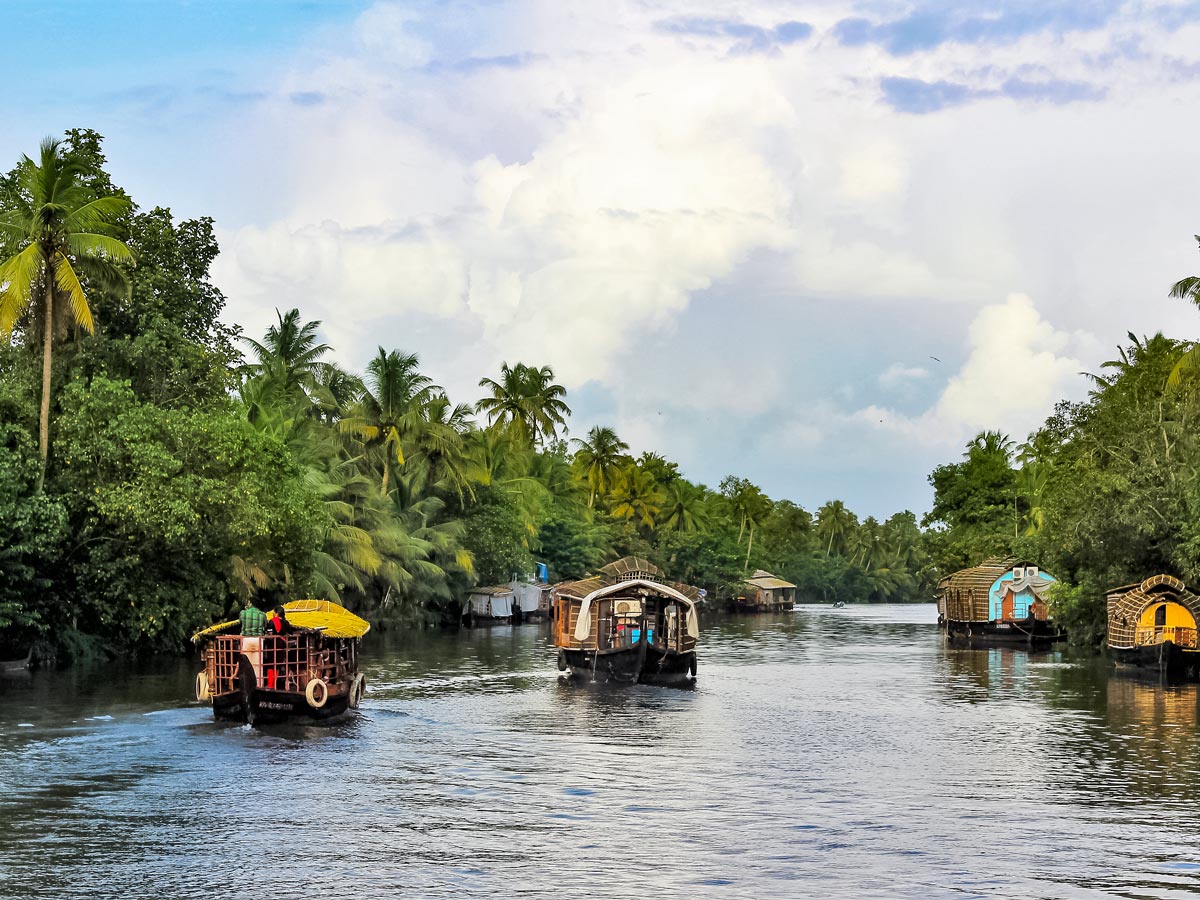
[5,0,1200,519]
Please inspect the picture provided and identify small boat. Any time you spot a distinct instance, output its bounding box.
[729,570,796,613]
[192,600,369,724]
[937,557,1063,647]
[551,557,700,685]
[1107,575,1200,680]
[831,601,846,609]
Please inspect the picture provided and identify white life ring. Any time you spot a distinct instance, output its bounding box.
[348,673,366,709]
[195,671,211,703]
[305,678,329,709]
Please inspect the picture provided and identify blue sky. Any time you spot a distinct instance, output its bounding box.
[5,0,1200,520]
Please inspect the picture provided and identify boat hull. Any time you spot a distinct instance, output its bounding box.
[944,617,1063,648]
[1111,641,1200,680]
[561,645,696,685]
[211,688,351,725]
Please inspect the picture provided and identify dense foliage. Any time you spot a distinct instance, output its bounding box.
[0,132,939,659]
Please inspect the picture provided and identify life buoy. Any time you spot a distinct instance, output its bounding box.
[557,649,568,672]
[195,671,211,702]
[305,678,329,709]
[348,674,366,709]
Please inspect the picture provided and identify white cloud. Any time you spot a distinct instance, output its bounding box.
[879,363,930,387]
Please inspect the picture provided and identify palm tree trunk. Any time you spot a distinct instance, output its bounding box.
[36,277,53,492]
[744,523,755,574]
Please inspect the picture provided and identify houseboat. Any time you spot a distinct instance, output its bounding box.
[192,599,369,725]
[462,585,516,626]
[730,570,796,613]
[510,578,552,623]
[551,556,700,685]
[937,557,1062,646]
[1107,574,1200,679]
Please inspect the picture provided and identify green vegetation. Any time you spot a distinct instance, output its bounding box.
[924,280,1200,645]
[0,132,936,660]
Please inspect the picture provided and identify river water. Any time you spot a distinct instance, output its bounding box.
[1,604,1198,899]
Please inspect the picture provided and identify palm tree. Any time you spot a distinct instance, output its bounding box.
[477,362,571,446]
[0,137,133,488]
[340,348,439,496]
[816,500,857,557]
[610,464,664,532]
[571,425,629,507]
[240,308,332,418]
[661,480,708,533]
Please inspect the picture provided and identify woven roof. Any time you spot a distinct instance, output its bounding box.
[555,557,700,603]
[469,585,515,596]
[191,599,371,642]
[599,556,662,579]
[939,557,1021,622]
[1107,574,1200,649]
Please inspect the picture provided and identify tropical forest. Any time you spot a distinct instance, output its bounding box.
[2,130,1199,660]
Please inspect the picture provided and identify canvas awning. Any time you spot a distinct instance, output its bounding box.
[572,578,699,643]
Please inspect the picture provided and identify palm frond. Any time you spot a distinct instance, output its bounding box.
[0,243,45,335]
[51,252,94,333]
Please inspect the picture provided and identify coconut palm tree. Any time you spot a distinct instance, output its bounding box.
[477,362,571,446]
[240,308,332,419]
[610,464,664,532]
[816,500,857,557]
[661,480,708,533]
[0,137,133,488]
[340,348,439,496]
[1168,238,1200,389]
[571,425,629,507]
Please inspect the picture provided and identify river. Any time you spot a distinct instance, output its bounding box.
[1,604,1198,899]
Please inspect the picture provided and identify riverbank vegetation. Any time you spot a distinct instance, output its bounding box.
[0,132,935,660]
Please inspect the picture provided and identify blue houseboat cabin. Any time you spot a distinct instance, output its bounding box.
[937,557,1063,647]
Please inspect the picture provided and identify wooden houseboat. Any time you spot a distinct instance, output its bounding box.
[1107,575,1200,679]
[937,557,1062,646]
[730,570,796,613]
[192,599,369,725]
[462,585,516,626]
[552,556,700,685]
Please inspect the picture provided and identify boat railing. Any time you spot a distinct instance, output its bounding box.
[1135,626,1198,648]
[206,633,356,694]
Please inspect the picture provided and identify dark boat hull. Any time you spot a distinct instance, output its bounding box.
[1111,642,1200,680]
[562,645,696,685]
[211,688,351,725]
[944,617,1063,648]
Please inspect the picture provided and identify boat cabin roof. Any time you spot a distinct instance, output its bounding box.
[745,570,796,590]
[469,585,516,596]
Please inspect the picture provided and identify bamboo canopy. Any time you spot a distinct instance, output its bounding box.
[191,599,371,643]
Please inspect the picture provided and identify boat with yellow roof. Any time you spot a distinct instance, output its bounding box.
[191,599,370,724]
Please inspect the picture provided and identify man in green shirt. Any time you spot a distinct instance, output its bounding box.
[239,599,267,636]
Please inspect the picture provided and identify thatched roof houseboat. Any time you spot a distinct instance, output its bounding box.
[1107,575,1200,680]
[552,556,699,685]
[937,557,1062,646]
[731,570,796,613]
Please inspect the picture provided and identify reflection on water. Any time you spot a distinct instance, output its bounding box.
[2,604,1200,898]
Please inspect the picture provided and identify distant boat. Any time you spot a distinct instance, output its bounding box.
[191,599,369,725]
[729,570,796,614]
[831,601,846,609]
[462,585,517,627]
[551,556,700,685]
[937,558,1063,647]
[1107,575,1200,680]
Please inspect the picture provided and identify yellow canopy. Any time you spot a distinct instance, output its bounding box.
[190,599,371,643]
[282,599,371,638]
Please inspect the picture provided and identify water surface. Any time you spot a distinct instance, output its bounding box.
[1,604,1198,899]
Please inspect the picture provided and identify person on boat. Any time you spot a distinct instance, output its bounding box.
[266,605,292,635]
[239,599,267,637]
